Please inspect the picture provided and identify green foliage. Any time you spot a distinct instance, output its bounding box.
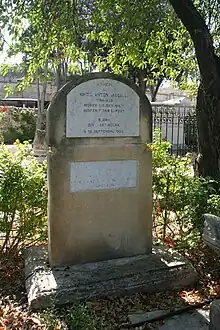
[149,129,220,247]
[63,303,107,330]
[1,0,220,96]
[41,301,108,330]
[90,0,198,91]
[0,107,36,143]
[207,194,220,215]
[0,113,3,143]
[0,63,25,78]
[0,141,47,253]
[149,129,172,169]
[40,299,62,330]
[0,0,88,90]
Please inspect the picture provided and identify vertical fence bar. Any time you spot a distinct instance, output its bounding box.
[165,106,168,143]
[171,109,174,155]
[176,106,180,156]
[183,106,186,154]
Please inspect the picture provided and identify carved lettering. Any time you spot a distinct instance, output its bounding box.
[66,78,139,137]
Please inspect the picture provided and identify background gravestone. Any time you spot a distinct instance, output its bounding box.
[47,72,152,266]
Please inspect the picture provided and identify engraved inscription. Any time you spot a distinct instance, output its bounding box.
[66,79,139,137]
[70,160,138,192]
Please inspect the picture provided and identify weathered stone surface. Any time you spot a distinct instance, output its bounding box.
[209,299,220,330]
[128,307,210,329]
[66,78,140,137]
[128,309,169,324]
[158,310,209,330]
[203,214,220,255]
[47,73,152,267]
[25,245,197,310]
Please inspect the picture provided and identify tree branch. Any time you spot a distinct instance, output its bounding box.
[169,0,220,96]
[151,78,163,102]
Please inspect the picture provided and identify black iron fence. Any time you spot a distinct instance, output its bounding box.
[152,104,198,156]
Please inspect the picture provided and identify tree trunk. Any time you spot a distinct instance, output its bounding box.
[33,61,48,152]
[196,80,220,178]
[150,78,163,102]
[138,70,146,94]
[169,0,220,178]
[55,59,69,91]
[55,63,62,91]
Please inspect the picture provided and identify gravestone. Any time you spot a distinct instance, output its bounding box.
[47,73,152,266]
[25,73,197,310]
[203,214,220,255]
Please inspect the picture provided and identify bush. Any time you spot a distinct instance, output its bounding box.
[148,129,220,247]
[0,141,47,254]
[0,106,37,144]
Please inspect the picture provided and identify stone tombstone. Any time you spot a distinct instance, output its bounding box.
[47,73,152,267]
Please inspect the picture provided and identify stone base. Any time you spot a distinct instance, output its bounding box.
[25,245,197,310]
[210,299,220,330]
[203,214,220,256]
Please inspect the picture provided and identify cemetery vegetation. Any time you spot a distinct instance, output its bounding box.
[90,0,220,177]
[0,106,37,143]
[0,136,220,328]
[149,129,220,249]
[0,141,47,254]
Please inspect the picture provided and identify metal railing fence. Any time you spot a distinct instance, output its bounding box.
[152,104,198,156]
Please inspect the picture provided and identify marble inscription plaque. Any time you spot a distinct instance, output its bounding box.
[70,160,138,192]
[66,79,139,137]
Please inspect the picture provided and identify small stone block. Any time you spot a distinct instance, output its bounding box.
[203,214,220,255]
[210,299,220,330]
[128,309,169,324]
[25,245,197,311]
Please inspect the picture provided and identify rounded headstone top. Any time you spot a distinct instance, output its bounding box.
[47,72,152,146]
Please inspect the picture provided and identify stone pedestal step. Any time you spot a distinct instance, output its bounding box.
[25,245,197,311]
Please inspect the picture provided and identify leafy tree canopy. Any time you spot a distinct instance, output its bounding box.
[90,1,196,89]
[0,0,219,94]
[0,0,88,89]
[90,0,220,93]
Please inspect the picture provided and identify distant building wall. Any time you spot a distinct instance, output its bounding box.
[0,79,57,101]
[0,75,196,104]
